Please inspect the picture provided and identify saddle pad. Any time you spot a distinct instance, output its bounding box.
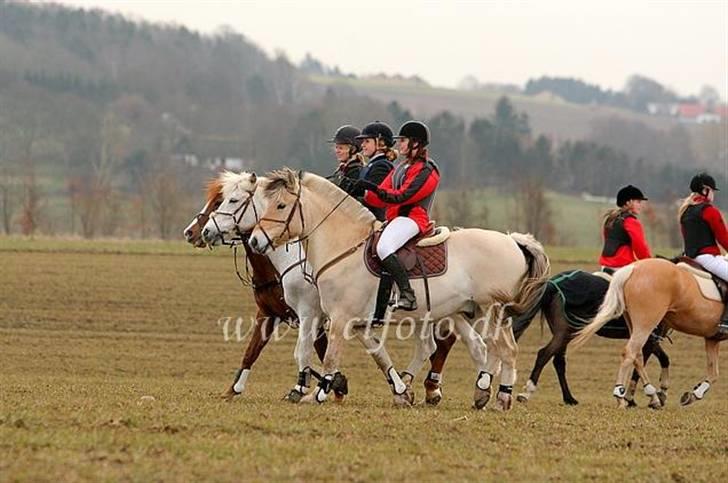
[592,271,612,282]
[417,227,451,247]
[677,263,721,302]
[364,236,447,279]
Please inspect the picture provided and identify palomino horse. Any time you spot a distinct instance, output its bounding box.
[572,258,727,408]
[201,172,474,406]
[510,270,670,406]
[244,169,550,408]
[183,176,340,401]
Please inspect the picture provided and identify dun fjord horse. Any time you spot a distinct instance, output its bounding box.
[243,169,550,409]
[573,258,727,408]
[196,173,463,405]
[201,172,477,407]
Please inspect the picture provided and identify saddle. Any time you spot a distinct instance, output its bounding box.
[364,223,448,279]
[675,257,728,303]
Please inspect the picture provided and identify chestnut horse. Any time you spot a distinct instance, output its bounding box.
[573,259,727,408]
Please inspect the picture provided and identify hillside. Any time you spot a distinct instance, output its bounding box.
[311,75,678,140]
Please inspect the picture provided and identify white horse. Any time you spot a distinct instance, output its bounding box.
[244,169,550,408]
[203,171,515,408]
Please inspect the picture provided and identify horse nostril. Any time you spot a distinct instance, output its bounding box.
[184,229,192,238]
[249,237,258,249]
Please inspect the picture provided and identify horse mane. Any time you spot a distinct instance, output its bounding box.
[205,177,224,204]
[265,167,376,228]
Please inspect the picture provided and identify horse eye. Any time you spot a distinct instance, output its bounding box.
[277,203,286,210]
[229,199,239,204]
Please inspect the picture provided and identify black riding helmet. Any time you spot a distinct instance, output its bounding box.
[394,120,430,147]
[690,172,719,194]
[355,121,394,147]
[328,125,361,149]
[616,185,648,207]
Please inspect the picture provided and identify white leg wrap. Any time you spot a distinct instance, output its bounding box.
[427,371,442,383]
[233,369,250,394]
[525,379,537,394]
[388,367,407,395]
[643,383,657,397]
[693,381,711,399]
[476,371,492,391]
[613,384,626,398]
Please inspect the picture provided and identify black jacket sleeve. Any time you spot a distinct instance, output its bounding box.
[364,161,393,187]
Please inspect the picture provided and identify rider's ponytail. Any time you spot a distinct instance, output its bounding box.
[376,138,398,162]
[677,193,703,223]
[602,207,629,230]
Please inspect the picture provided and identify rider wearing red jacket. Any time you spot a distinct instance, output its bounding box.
[599,185,652,272]
[680,173,728,280]
[361,121,440,316]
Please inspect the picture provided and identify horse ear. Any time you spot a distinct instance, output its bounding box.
[250,172,257,184]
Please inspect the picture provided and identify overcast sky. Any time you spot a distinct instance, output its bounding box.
[52,0,728,99]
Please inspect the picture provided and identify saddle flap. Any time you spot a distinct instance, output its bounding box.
[364,228,448,280]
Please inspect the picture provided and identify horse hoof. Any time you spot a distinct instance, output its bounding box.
[657,390,668,407]
[331,373,349,398]
[648,399,663,410]
[564,397,579,406]
[615,397,628,409]
[516,393,529,404]
[495,392,512,411]
[393,393,413,407]
[300,392,318,404]
[403,385,415,406]
[282,389,304,404]
[473,387,491,410]
[626,398,637,408]
[680,392,698,406]
[221,388,239,402]
[425,390,442,406]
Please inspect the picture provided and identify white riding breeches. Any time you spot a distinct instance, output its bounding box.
[695,254,728,282]
[377,216,420,260]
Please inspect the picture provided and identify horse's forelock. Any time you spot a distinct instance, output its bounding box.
[219,171,256,199]
[264,168,299,196]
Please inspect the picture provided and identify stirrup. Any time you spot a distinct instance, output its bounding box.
[394,289,417,312]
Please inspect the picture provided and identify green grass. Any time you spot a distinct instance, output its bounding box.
[1,239,727,481]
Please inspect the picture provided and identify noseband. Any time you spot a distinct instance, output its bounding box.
[209,189,259,246]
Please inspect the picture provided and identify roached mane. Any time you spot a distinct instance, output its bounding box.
[264,167,376,228]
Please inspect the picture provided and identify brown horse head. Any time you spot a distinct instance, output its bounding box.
[184,178,224,248]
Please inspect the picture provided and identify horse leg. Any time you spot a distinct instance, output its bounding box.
[424,323,457,406]
[284,313,322,403]
[223,309,275,401]
[399,322,437,405]
[681,338,720,406]
[614,326,655,409]
[632,344,663,409]
[493,321,519,411]
[653,342,670,405]
[452,315,491,410]
[553,350,579,405]
[517,302,569,404]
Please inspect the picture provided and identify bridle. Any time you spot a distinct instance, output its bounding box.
[252,171,374,285]
[209,188,259,247]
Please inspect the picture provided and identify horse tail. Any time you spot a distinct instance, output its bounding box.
[570,264,634,351]
[504,232,551,324]
[511,280,556,341]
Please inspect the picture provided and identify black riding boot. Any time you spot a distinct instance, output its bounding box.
[719,303,728,334]
[370,276,393,327]
[380,254,417,311]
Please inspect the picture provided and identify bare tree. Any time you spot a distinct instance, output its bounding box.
[147,158,181,240]
[514,178,554,244]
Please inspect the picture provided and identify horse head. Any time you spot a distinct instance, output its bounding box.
[202,171,260,246]
[184,177,225,248]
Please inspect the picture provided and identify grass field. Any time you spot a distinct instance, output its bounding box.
[1,237,727,481]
